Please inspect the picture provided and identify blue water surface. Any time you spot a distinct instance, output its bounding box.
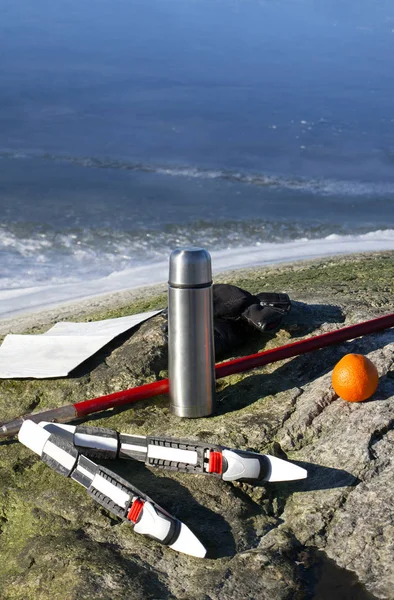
[1,0,394,178]
[0,0,393,296]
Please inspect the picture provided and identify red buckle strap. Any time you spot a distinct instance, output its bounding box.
[127,498,144,523]
[208,451,223,474]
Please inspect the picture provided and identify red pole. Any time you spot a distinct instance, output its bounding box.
[75,312,394,417]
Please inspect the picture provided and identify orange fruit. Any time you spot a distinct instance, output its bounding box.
[332,353,379,402]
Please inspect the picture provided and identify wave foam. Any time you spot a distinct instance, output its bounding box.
[2,150,394,196]
[1,229,393,319]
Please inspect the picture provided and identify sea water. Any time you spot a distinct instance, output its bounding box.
[1,0,394,317]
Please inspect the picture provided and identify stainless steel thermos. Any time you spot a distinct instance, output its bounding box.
[168,247,216,418]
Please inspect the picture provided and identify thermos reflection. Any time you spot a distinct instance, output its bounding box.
[168,247,216,418]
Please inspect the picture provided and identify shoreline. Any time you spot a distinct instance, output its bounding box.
[0,280,167,336]
[2,229,394,326]
[1,249,393,337]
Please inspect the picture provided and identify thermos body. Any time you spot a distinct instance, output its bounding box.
[168,248,216,418]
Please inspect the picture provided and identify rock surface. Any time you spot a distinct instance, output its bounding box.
[0,251,393,600]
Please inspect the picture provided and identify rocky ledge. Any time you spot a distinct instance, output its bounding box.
[0,251,393,600]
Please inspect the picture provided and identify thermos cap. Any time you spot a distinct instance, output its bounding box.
[169,247,212,287]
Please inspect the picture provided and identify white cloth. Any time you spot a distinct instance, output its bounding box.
[0,311,161,379]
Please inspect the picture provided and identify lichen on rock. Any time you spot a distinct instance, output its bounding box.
[0,251,393,599]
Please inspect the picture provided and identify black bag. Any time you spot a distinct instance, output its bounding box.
[162,284,291,358]
[212,284,291,355]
